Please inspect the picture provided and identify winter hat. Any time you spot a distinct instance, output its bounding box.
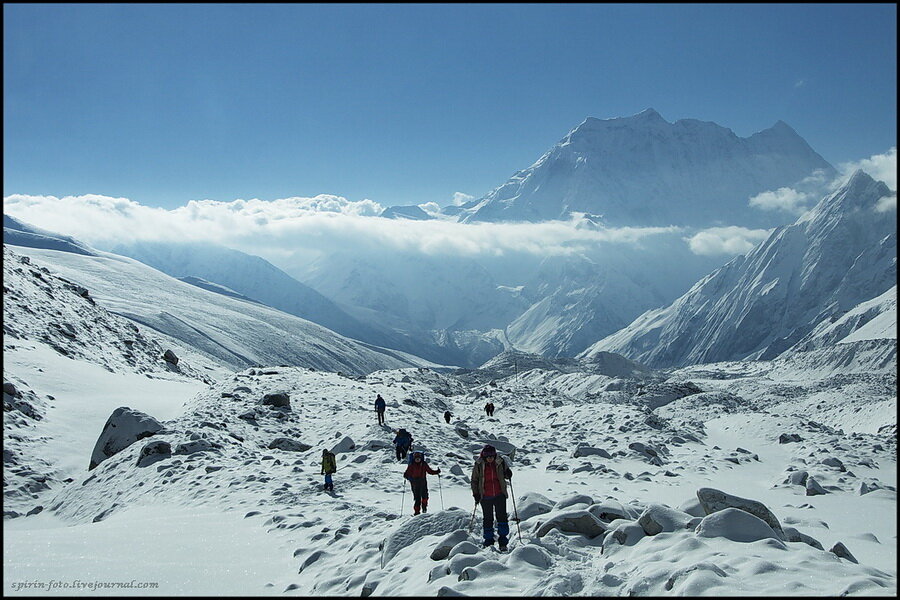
[412,451,424,460]
[480,445,497,458]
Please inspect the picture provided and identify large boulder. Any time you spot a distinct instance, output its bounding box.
[136,440,171,467]
[162,349,179,365]
[573,446,612,459]
[696,487,784,538]
[261,391,291,409]
[515,492,554,522]
[89,407,164,470]
[588,499,637,522]
[696,508,781,543]
[637,503,698,536]
[806,477,828,496]
[430,529,470,561]
[268,438,312,452]
[535,509,607,539]
[383,508,470,564]
[331,436,356,454]
[554,493,594,510]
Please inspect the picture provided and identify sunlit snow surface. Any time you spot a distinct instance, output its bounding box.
[4,356,895,596]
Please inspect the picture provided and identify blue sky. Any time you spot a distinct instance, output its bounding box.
[4,4,896,209]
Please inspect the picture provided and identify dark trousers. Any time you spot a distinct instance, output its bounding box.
[377,409,385,425]
[409,477,429,509]
[396,445,409,461]
[480,495,509,543]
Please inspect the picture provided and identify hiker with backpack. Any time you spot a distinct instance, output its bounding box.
[471,444,513,550]
[403,450,441,514]
[321,449,337,492]
[393,428,413,461]
[485,401,495,417]
[375,394,387,425]
[444,410,452,424]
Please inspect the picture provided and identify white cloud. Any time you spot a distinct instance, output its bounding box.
[748,187,812,215]
[417,202,442,216]
[451,192,474,206]
[875,194,897,213]
[2,193,681,262]
[685,226,773,256]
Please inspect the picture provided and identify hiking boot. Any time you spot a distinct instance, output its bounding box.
[482,539,495,547]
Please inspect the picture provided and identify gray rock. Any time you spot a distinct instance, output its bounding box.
[163,349,179,365]
[588,500,636,522]
[447,541,481,558]
[268,438,312,452]
[331,435,356,454]
[174,439,219,455]
[805,477,828,496]
[536,509,607,539]
[696,487,784,538]
[572,446,612,459]
[602,521,646,551]
[382,508,470,565]
[782,526,824,550]
[820,457,846,471]
[829,541,858,563]
[430,529,470,561]
[778,433,802,444]
[554,493,594,510]
[261,391,290,409]
[136,440,171,467]
[637,504,696,536]
[515,492,554,522]
[89,407,163,470]
[696,508,781,543]
[784,470,809,486]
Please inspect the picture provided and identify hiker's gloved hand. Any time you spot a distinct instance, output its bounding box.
[473,494,481,502]
[507,471,512,479]
[435,469,441,474]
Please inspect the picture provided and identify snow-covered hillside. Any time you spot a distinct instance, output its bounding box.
[458,109,835,228]
[6,244,431,375]
[584,171,897,368]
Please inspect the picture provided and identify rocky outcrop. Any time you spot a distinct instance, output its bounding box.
[89,407,164,470]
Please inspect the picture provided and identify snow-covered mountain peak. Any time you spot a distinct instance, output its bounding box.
[799,170,893,224]
[460,110,835,226]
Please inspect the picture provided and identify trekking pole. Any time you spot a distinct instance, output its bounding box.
[468,502,478,534]
[509,479,523,544]
[400,475,406,516]
[438,473,445,511]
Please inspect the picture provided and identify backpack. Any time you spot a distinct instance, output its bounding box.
[322,452,336,473]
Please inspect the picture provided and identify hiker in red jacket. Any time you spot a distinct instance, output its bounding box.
[403,451,441,515]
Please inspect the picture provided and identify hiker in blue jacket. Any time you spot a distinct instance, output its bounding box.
[375,394,387,425]
[393,428,413,461]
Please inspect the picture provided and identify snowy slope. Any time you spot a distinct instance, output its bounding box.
[6,244,432,375]
[3,245,221,517]
[583,171,897,368]
[4,359,895,596]
[459,109,835,228]
[104,241,400,353]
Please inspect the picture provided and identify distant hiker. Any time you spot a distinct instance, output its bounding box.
[321,449,337,492]
[471,444,513,550]
[444,410,452,424]
[393,428,413,462]
[485,402,495,417]
[404,451,441,514]
[375,394,387,425]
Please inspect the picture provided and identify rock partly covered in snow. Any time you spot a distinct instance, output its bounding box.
[89,407,164,470]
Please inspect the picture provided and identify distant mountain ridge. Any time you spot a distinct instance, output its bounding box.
[583,170,897,368]
[457,109,835,228]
